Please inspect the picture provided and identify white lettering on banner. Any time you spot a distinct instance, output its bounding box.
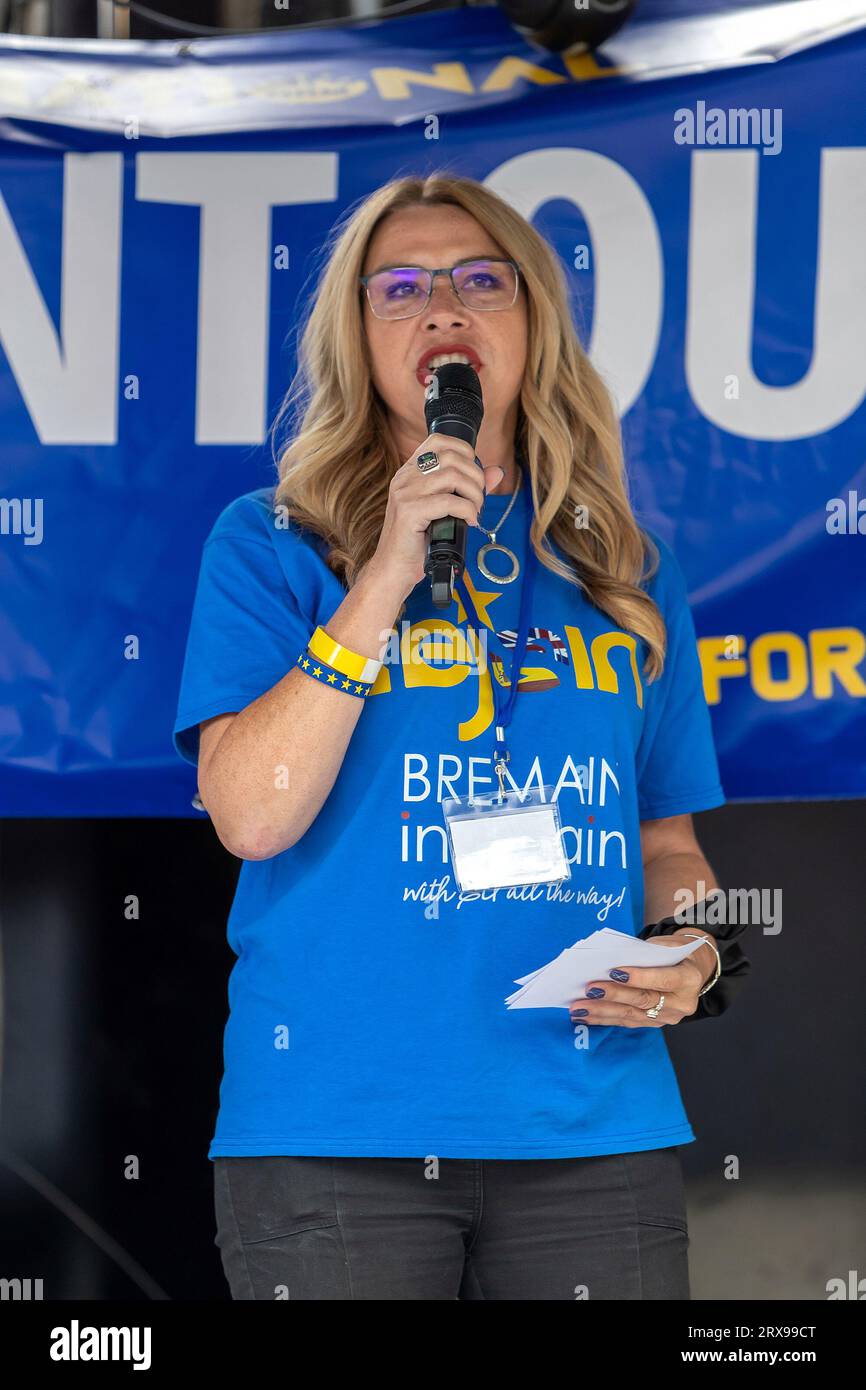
[2,147,864,444]
[136,153,338,443]
[486,148,663,417]
[0,153,121,444]
[687,149,866,439]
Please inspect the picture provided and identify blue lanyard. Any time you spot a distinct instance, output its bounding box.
[454,515,538,801]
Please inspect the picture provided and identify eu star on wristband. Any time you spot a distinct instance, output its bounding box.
[296,649,374,698]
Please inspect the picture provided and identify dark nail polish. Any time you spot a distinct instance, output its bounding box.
[609,969,629,982]
[586,987,605,999]
[571,1009,589,1018]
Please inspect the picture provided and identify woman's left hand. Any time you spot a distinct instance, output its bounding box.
[569,932,715,1028]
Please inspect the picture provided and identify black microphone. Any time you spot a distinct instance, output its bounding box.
[422,362,484,609]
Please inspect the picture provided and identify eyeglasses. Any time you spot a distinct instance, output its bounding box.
[359,257,520,320]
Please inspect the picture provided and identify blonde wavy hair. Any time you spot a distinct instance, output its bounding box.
[272,172,666,678]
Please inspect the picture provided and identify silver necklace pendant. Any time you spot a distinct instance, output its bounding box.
[477,536,520,584]
[475,458,524,583]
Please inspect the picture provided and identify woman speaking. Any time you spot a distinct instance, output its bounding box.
[173,172,744,1301]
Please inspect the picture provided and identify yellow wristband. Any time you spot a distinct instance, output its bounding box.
[307,625,383,684]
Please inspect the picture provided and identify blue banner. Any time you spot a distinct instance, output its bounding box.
[1,4,864,815]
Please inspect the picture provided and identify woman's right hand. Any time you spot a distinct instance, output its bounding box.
[365,433,504,601]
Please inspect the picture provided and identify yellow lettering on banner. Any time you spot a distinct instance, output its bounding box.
[809,628,866,698]
[591,632,643,708]
[699,628,866,703]
[698,636,747,705]
[561,51,623,82]
[481,58,568,92]
[372,63,473,100]
[749,632,809,701]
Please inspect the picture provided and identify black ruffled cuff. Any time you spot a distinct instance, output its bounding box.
[638,897,752,1022]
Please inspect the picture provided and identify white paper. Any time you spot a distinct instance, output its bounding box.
[505,928,706,1010]
[449,804,569,890]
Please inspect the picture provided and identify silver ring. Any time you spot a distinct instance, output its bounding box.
[645,991,665,1019]
[416,451,440,473]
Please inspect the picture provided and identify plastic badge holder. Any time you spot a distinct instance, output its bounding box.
[442,786,572,893]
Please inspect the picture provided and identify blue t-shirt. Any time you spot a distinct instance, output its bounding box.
[173,482,725,1159]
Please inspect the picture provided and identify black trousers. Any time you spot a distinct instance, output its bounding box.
[213,1147,690,1300]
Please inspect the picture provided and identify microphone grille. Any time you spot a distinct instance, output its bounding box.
[424,362,484,435]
